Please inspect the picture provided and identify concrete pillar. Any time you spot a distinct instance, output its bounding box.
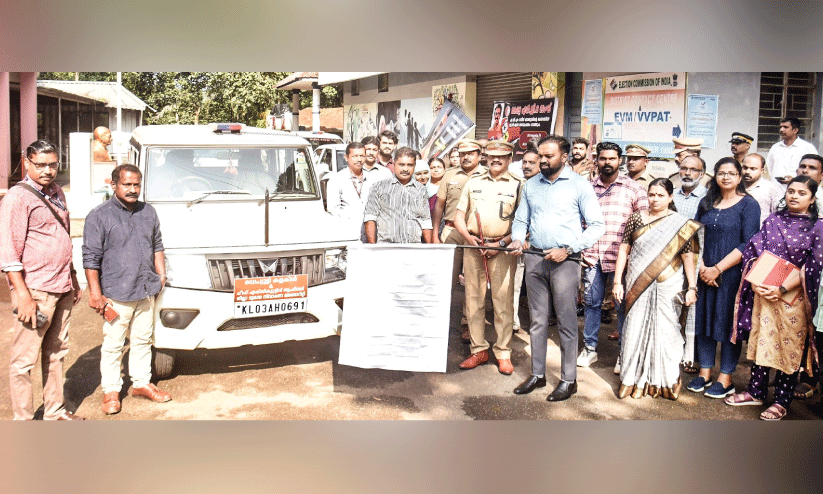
[291,89,300,131]
[312,82,320,133]
[19,72,38,180]
[0,72,10,190]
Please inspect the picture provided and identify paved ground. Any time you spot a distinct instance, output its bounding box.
[2,282,821,421]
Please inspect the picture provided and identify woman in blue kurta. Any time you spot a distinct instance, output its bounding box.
[687,157,760,398]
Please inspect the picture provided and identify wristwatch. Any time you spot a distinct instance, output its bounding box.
[499,239,507,248]
[565,246,574,256]
[779,285,788,295]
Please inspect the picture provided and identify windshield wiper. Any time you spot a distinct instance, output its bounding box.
[187,190,251,207]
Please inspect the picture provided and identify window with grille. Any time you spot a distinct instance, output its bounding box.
[757,72,817,151]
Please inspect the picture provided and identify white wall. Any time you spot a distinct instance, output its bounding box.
[686,72,761,167]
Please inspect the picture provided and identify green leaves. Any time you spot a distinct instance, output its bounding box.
[38,72,340,128]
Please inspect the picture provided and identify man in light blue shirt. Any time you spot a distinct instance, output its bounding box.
[508,135,604,401]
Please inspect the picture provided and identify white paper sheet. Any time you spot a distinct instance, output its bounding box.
[338,244,455,372]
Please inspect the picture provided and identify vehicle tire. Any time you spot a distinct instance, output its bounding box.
[152,348,176,379]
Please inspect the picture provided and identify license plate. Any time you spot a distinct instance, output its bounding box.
[233,275,308,319]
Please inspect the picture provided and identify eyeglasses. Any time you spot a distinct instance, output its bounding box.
[28,159,60,170]
[716,171,740,178]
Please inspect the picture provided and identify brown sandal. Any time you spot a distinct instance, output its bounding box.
[759,403,787,421]
[793,382,817,399]
[683,362,699,374]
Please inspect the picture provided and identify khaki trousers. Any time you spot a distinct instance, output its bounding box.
[9,288,73,420]
[441,226,468,325]
[463,248,515,359]
[100,297,155,393]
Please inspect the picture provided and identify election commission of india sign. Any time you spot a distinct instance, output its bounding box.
[601,72,686,158]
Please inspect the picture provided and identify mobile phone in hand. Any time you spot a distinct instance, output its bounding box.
[12,307,49,328]
[103,303,119,323]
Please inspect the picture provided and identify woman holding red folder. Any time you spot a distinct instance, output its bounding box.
[726,175,823,420]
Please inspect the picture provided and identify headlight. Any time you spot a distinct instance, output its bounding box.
[324,247,347,283]
[164,254,212,289]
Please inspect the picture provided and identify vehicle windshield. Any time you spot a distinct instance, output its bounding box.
[145,147,318,201]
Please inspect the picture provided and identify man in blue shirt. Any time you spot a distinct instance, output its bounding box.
[508,135,605,401]
[83,164,171,415]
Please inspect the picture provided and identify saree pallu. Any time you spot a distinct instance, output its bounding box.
[619,214,701,400]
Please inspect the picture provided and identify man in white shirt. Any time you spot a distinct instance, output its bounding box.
[742,153,784,226]
[766,117,818,187]
[326,143,379,241]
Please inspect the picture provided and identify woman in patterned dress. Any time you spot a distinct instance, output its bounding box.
[725,175,823,420]
[612,178,702,399]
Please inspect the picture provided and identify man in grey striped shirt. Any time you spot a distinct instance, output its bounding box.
[363,147,433,244]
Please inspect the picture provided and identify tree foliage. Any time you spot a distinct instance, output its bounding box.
[37,72,341,128]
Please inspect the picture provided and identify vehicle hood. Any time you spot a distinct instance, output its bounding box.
[152,200,357,248]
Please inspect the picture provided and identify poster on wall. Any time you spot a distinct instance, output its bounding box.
[582,79,603,125]
[531,72,558,99]
[432,83,467,118]
[376,100,402,137]
[487,99,557,159]
[601,72,686,157]
[398,98,433,150]
[418,100,474,161]
[344,103,378,143]
[686,94,719,149]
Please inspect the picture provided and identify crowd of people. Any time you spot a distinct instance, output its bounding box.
[4,114,823,420]
[326,117,823,419]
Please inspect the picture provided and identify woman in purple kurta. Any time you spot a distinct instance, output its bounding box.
[726,175,823,420]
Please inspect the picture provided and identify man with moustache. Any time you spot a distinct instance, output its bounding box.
[377,130,399,173]
[509,135,604,401]
[624,143,654,189]
[569,137,595,180]
[672,154,708,374]
[432,139,488,339]
[742,153,783,226]
[360,136,392,182]
[767,117,818,188]
[363,147,432,244]
[327,143,380,241]
[83,164,171,414]
[477,138,489,167]
[511,148,540,333]
[730,132,754,163]
[579,142,648,370]
[454,141,523,374]
[797,154,823,199]
[1,140,84,420]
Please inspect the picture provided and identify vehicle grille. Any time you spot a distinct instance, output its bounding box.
[208,254,324,291]
[216,313,319,331]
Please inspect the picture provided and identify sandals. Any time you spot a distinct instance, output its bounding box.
[793,382,817,399]
[682,362,699,374]
[759,403,787,421]
[724,391,764,407]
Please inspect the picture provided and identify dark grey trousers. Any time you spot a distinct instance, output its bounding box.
[524,255,581,382]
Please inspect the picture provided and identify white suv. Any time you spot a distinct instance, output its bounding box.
[128,124,356,377]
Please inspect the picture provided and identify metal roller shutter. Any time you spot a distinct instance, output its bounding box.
[474,72,533,140]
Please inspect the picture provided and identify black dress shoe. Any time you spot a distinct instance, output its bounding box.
[514,375,547,395]
[601,310,612,324]
[547,380,577,401]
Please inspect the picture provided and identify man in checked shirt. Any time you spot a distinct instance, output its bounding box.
[578,142,648,372]
[0,140,84,420]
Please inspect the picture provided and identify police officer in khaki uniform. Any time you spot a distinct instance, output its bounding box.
[432,139,487,338]
[453,140,523,375]
[624,143,655,189]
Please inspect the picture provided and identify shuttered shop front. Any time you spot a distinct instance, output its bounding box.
[474,73,532,140]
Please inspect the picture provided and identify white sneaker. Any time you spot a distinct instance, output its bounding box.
[613,355,621,375]
[576,347,598,367]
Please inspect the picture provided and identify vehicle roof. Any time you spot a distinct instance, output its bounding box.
[315,143,348,150]
[295,131,343,140]
[131,125,312,147]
